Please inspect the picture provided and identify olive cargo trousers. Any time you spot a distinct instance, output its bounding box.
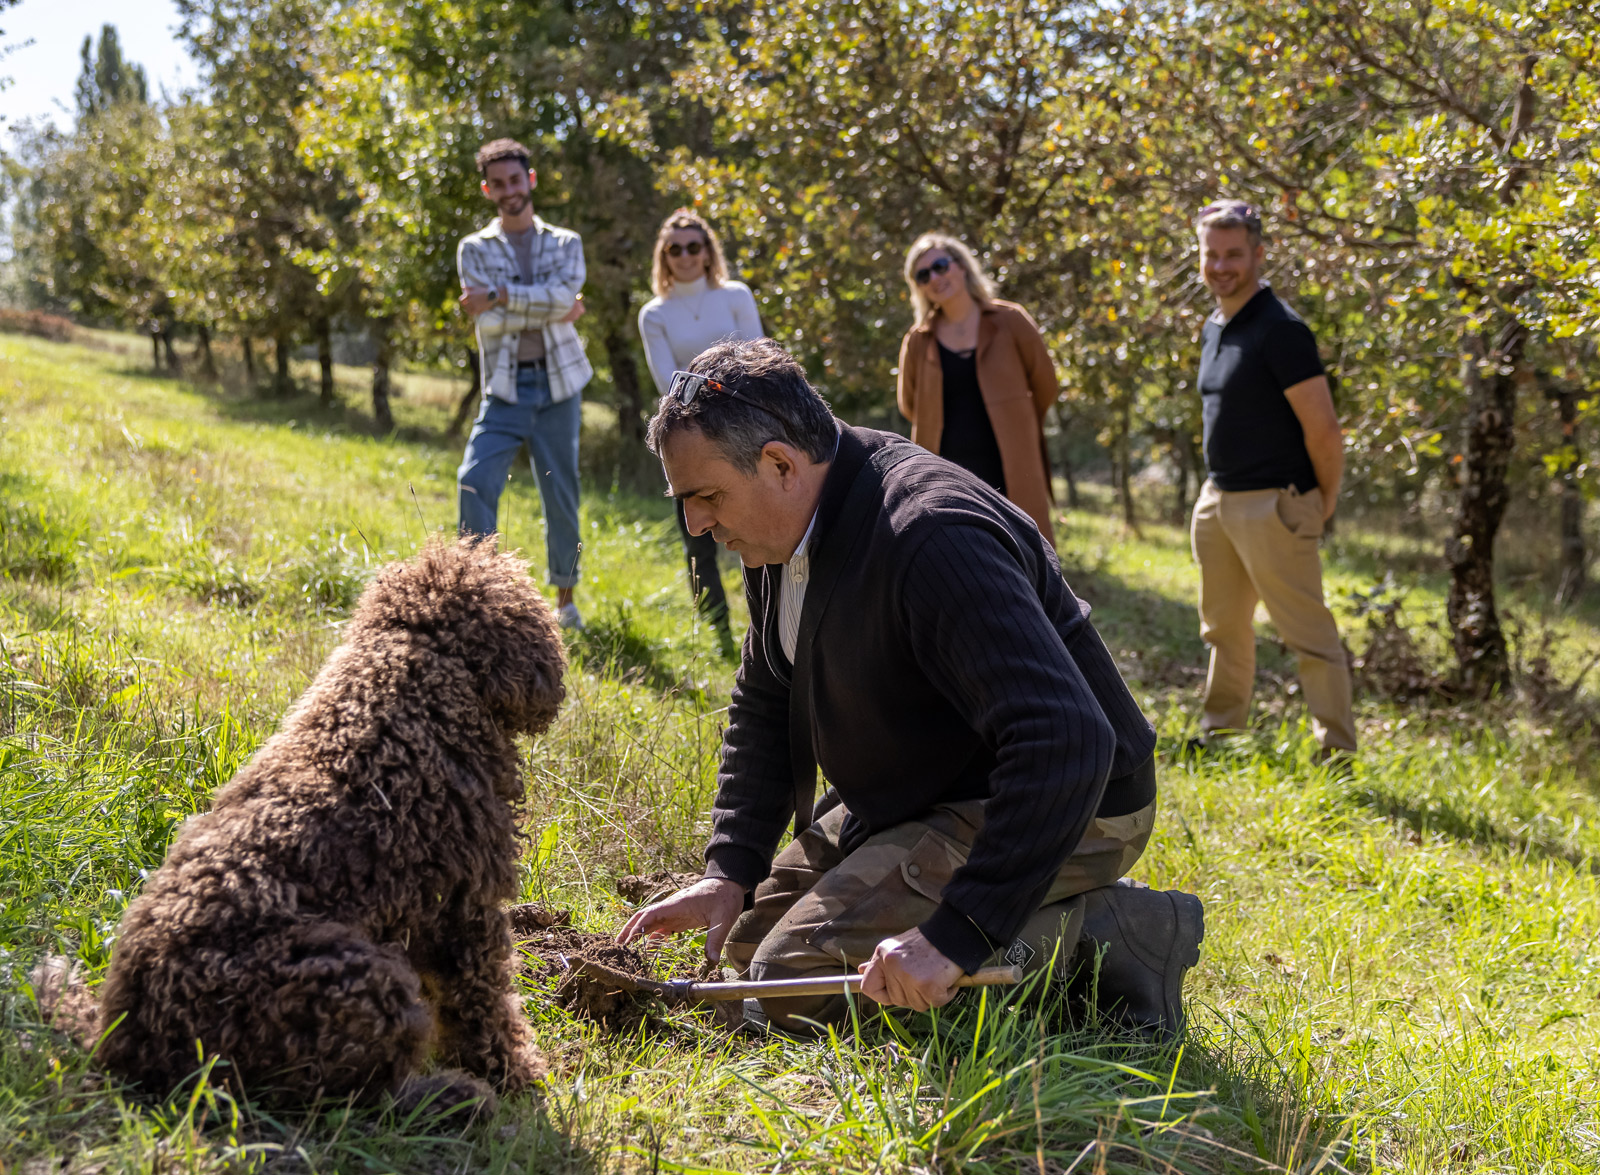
[722,791,1156,1030]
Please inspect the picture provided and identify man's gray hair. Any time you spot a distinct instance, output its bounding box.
[645,338,837,474]
[1196,199,1263,247]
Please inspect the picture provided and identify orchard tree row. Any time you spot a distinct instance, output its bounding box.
[4,0,1598,692]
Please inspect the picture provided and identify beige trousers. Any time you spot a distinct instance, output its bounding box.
[723,796,1156,1029]
[1190,479,1357,752]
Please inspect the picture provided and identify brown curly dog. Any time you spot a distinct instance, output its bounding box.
[96,538,565,1110]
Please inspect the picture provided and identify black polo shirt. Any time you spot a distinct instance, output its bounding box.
[1199,285,1325,493]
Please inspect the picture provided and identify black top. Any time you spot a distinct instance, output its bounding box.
[937,342,1006,493]
[703,426,1158,973]
[1199,285,1325,492]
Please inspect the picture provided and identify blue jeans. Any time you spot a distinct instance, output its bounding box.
[457,365,582,588]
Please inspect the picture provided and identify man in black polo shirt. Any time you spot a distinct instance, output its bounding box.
[1190,200,1356,756]
[617,338,1204,1038]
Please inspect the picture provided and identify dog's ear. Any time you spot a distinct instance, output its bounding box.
[477,598,567,736]
[354,538,567,736]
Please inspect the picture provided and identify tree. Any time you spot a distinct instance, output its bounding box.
[75,24,149,118]
[306,0,734,472]
[174,0,359,401]
[1108,0,1600,692]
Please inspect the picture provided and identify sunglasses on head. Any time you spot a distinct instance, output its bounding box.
[1197,201,1261,230]
[914,256,954,285]
[667,370,803,436]
[667,240,705,258]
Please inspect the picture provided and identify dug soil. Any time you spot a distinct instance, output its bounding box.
[511,903,659,1032]
[614,870,699,905]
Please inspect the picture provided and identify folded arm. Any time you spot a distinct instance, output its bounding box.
[458,234,586,333]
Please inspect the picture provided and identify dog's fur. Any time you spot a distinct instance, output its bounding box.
[97,539,566,1106]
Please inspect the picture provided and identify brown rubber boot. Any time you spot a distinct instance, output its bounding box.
[1068,884,1205,1041]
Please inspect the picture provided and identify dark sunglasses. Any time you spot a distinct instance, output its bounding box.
[668,370,803,435]
[667,241,705,258]
[914,256,954,285]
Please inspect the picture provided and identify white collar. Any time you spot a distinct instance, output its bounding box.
[785,430,840,577]
[788,507,821,581]
[667,276,710,299]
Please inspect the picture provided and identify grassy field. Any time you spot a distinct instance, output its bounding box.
[2,331,1598,1173]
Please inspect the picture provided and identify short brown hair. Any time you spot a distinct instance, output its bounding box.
[475,138,531,177]
[651,209,730,297]
[1196,199,1263,246]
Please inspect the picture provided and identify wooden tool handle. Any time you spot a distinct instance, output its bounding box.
[683,963,1022,1003]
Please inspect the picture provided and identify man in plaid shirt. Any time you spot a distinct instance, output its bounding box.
[457,137,594,628]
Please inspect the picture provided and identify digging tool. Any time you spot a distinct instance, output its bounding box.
[559,959,1023,1006]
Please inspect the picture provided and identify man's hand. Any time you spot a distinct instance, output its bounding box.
[857,928,963,1012]
[459,286,503,317]
[557,295,586,324]
[616,876,744,965]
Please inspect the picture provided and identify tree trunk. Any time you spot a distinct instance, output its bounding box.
[603,307,648,486]
[371,317,396,433]
[1180,428,1201,524]
[149,325,161,375]
[448,347,482,440]
[1054,407,1080,510]
[1446,318,1524,695]
[317,316,335,408]
[161,327,180,374]
[1170,431,1190,526]
[196,323,218,380]
[1555,387,1586,607]
[1117,394,1138,533]
[273,332,293,397]
[242,336,256,383]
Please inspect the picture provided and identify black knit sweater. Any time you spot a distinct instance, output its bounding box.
[703,425,1157,972]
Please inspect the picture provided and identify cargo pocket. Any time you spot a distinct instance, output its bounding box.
[807,829,968,965]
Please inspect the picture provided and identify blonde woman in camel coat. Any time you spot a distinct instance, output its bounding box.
[896,232,1060,543]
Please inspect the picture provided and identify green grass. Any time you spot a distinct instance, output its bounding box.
[2,332,1598,1172]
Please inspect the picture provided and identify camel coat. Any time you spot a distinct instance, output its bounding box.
[897,299,1060,542]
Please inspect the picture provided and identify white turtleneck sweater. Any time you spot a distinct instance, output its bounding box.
[637,277,764,396]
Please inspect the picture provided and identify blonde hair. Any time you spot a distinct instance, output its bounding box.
[651,209,729,297]
[903,233,997,325]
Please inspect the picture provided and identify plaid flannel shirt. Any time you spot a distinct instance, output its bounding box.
[457,216,594,404]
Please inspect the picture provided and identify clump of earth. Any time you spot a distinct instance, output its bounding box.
[509,901,738,1033]
[510,903,657,1030]
[614,871,699,905]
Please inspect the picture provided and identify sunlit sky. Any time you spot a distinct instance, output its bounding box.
[0,0,199,134]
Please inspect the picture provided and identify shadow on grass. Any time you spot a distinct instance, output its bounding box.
[0,1011,600,1174]
[110,362,466,452]
[754,968,1351,1173]
[1060,555,1307,710]
[1345,780,1598,875]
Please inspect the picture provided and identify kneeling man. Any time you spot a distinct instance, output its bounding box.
[619,339,1203,1035]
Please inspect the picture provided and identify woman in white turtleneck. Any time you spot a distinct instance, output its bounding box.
[637,209,763,647]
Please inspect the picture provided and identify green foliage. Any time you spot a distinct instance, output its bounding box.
[4,322,1600,1173]
[75,25,150,119]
